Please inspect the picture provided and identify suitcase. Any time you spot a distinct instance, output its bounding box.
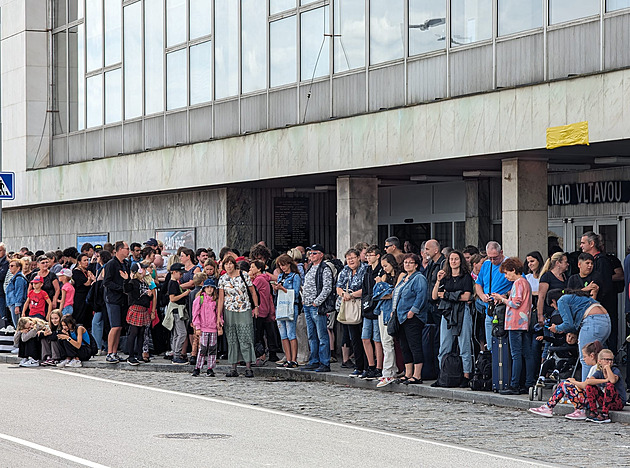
[492,335,512,392]
[421,323,440,381]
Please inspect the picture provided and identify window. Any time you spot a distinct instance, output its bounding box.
[86,0,103,71]
[450,0,492,46]
[270,16,297,87]
[55,0,67,28]
[124,2,142,119]
[301,6,330,80]
[167,49,188,109]
[333,0,365,72]
[145,0,164,115]
[606,0,630,11]
[68,25,85,131]
[369,0,404,64]
[214,0,239,99]
[409,0,446,56]
[68,0,84,23]
[498,0,542,36]
[105,68,122,123]
[270,0,295,15]
[190,0,212,39]
[86,74,103,128]
[241,0,267,93]
[549,0,599,24]
[104,1,121,66]
[54,32,68,134]
[190,41,212,104]
[167,0,187,47]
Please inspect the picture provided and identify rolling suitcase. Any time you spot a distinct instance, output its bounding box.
[491,335,512,392]
[421,323,440,381]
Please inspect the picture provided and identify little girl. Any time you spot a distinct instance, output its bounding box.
[529,340,602,420]
[584,348,627,423]
[14,317,47,367]
[57,268,75,316]
[124,264,154,366]
[191,278,222,377]
[39,309,64,366]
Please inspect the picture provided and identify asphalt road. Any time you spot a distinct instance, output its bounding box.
[0,364,551,468]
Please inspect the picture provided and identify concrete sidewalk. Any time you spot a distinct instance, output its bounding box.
[2,352,628,424]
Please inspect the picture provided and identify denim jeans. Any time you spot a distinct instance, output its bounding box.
[92,311,105,350]
[578,314,611,380]
[439,305,473,374]
[304,305,330,366]
[0,295,7,324]
[508,329,536,388]
[485,314,493,351]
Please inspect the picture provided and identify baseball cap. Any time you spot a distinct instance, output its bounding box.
[94,244,103,251]
[144,238,158,247]
[203,278,217,288]
[56,268,73,278]
[307,244,325,254]
[31,276,43,283]
[169,262,185,272]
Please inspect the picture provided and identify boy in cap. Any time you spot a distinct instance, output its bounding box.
[23,277,52,320]
[165,263,190,365]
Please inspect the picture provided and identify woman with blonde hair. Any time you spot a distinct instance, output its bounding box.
[537,252,568,325]
[14,317,47,367]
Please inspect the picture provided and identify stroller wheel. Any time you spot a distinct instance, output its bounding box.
[528,386,534,401]
[537,387,543,401]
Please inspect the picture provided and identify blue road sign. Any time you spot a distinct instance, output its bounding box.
[0,172,15,200]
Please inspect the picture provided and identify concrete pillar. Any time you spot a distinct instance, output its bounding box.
[226,187,255,254]
[465,179,492,249]
[336,176,378,256]
[501,158,548,259]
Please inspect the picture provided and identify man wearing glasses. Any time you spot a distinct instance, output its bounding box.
[384,237,404,267]
[474,241,514,350]
[301,244,334,373]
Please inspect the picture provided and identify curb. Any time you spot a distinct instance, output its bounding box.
[3,354,628,424]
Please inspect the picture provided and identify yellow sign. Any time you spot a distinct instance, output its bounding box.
[546,121,589,150]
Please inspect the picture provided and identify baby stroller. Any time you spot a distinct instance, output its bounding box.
[529,315,580,401]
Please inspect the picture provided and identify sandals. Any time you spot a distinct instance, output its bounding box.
[225,369,239,377]
[404,377,423,385]
[244,369,254,378]
[396,376,411,384]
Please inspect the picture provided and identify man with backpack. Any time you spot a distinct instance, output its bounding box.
[301,244,335,373]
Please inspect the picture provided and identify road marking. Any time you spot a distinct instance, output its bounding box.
[50,369,553,467]
[0,433,110,468]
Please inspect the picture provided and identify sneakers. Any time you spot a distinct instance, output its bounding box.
[172,357,188,365]
[41,358,57,366]
[192,368,200,377]
[127,357,140,366]
[348,369,362,378]
[244,369,254,378]
[207,368,215,377]
[301,363,320,371]
[5,325,15,333]
[377,377,396,388]
[276,358,287,366]
[586,412,611,424]
[106,354,120,364]
[97,349,107,356]
[21,358,40,367]
[340,360,355,369]
[361,369,378,380]
[499,386,520,395]
[528,404,553,418]
[19,358,28,366]
[11,348,19,354]
[565,409,587,420]
[66,359,82,368]
[56,358,72,368]
[315,365,331,373]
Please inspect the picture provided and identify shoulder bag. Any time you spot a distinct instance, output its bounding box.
[337,283,362,325]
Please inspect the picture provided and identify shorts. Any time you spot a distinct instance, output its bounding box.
[106,302,123,328]
[361,317,381,342]
[277,308,298,340]
[61,305,73,316]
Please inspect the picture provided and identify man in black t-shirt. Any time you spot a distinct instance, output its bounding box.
[167,262,190,365]
[566,253,602,299]
[360,245,385,380]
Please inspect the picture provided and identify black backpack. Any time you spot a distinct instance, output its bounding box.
[469,350,492,391]
[436,342,463,387]
[87,332,98,357]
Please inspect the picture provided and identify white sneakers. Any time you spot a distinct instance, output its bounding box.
[56,358,72,368]
[19,357,39,367]
[5,325,15,333]
[57,358,82,368]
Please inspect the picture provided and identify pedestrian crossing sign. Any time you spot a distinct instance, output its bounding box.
[0,172,15,200]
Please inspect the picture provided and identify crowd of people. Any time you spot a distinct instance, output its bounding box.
[1,230,627,423]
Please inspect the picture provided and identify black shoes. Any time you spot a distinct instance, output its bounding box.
[499,386,520,395]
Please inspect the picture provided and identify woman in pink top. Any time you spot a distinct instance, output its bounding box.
[249,260,276,366]
[492,257,535,395]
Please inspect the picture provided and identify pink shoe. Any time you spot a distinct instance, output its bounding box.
[565,409,586,420]
[528,404,553,417]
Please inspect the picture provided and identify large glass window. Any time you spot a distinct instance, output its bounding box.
[104,0,121,66]
[241,0,267,93]
[270,16,297,87]
[498,0,542,36]
[301,6,330,80]
[369,0,404,64]
[190,0,212,39]
[69,25,85,131]
[333,0,365,72]
[549,0,599,24]
[167,49,188,109]
[409,0,446,56]
[450,0,492,46]
[54,0,67,28]
[105,68,122,123]
[86,74,103,128]
[190,41,212,104]
[68,0,84,22]
[214,0,239,99]
[270,0,295,15]
[167,0,187,47]
[54,32,68,134]
[86,0,103,71]
[145,0,164,115]
[608,0,630,10]
[124,2,142,119]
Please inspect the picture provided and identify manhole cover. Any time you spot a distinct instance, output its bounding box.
[155,433,231,440]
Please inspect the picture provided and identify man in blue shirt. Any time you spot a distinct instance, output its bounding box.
[475,241,514,351]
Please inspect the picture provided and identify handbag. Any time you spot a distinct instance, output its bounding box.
[276,288,295,321]
[337,284,362,325]
[387,310,400,337]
